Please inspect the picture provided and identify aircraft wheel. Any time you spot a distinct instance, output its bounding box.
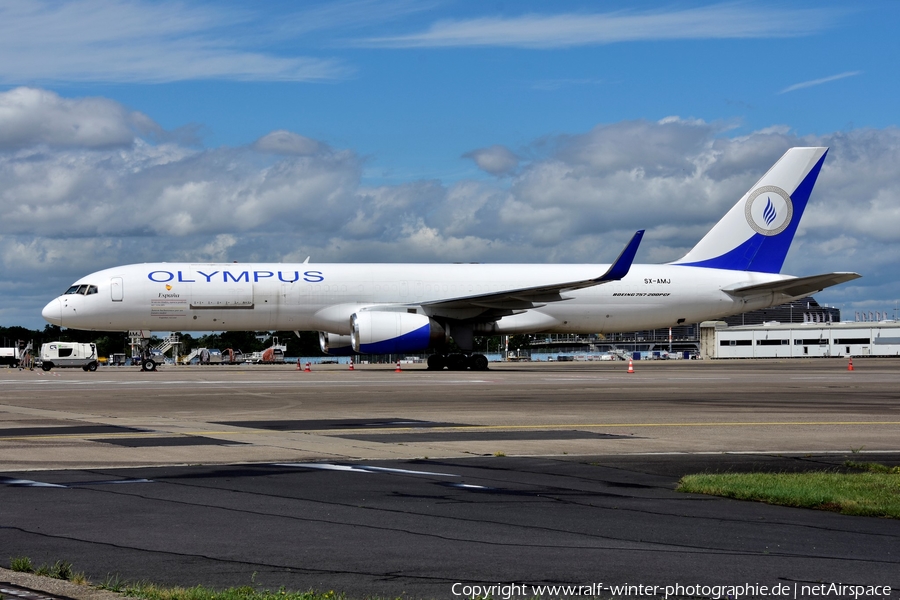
[426,354,445,370]
[141,359,157,372]
[470,354,489,371]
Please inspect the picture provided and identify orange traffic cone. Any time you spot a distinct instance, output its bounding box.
[349,358,355,371]
[304,361,311,372]
[395,360,402,373]
[627,359,634,374]
[848,357,854,371]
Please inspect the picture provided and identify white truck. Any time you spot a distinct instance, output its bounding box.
[1,340,31,368]
[0,347,21,368]
[40,342,99,371]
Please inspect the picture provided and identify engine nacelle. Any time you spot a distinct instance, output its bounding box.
[319,332,355,356]
[351,312,447,354]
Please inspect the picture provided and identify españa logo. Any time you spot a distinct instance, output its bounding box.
[745,185,793,236]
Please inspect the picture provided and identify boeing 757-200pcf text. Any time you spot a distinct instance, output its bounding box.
[43,147,859,370]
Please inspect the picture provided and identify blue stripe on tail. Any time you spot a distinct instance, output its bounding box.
[676,150,827,273]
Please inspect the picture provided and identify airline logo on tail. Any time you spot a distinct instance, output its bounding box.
[745,186,793,236]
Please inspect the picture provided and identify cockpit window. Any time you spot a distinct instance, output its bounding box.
[63,284,98,295]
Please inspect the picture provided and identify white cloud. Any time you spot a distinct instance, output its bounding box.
[3,88,900,327]
[359,4,841,48]
[778,71,862,94]
[0,87,155,149]
[0,0,349,83]
[255,131,326,156]
[463,145,520,176]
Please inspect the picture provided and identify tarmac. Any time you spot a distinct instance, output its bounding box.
[1,358,899,599]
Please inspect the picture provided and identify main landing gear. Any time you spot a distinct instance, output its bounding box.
[427,353,489,371]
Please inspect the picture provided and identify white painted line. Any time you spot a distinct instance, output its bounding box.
[359,466,459,477]
[275,463,459,477]
[275,463,373,473]
[0,478,66,488]
[446,483,492,490]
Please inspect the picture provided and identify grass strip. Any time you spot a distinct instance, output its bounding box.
[10,556,86,582]
[110,583,350,600]
[9,557,384,600]
[677,470,900,518]
[844,460,900,474]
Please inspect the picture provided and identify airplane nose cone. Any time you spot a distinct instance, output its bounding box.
[42,298,62,326]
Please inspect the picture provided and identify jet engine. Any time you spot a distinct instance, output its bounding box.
[318,332,355,356]
[351,312,447,354]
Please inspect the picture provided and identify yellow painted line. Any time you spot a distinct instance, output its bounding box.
[431,421,900,429]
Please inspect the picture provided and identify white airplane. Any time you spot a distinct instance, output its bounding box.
[43,147,859,371]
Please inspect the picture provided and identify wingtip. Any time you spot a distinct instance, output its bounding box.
[596,230,644,283]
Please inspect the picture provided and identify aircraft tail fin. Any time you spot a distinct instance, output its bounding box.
[671,147,828,274]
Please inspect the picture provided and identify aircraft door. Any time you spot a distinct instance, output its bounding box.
[111,277,123,301]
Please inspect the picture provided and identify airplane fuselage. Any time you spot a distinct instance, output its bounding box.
[43,261,790,335]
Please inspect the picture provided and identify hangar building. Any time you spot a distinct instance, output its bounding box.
[700,321,900,359]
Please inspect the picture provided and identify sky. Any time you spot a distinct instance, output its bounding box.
[1,0,899,330]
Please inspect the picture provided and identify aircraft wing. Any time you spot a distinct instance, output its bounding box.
[723,272,861,299]
[420,230,644,316]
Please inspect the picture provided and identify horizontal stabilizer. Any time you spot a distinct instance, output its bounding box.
[724,272,861,299]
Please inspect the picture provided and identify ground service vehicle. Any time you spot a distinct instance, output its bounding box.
[40,342,99,371]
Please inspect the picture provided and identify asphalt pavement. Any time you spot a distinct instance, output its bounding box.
[1,359,899,599]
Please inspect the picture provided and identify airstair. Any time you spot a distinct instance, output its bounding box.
[611,349,632,361]
[181,348,201,365]
[153,334,180,355]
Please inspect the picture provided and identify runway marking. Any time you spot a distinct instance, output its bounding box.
[274,463,374,474]
[0,477,66,488]
[275,463,459,477]
[0,476,153,488]
[413,421,900,430]
[444,482,494,490]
